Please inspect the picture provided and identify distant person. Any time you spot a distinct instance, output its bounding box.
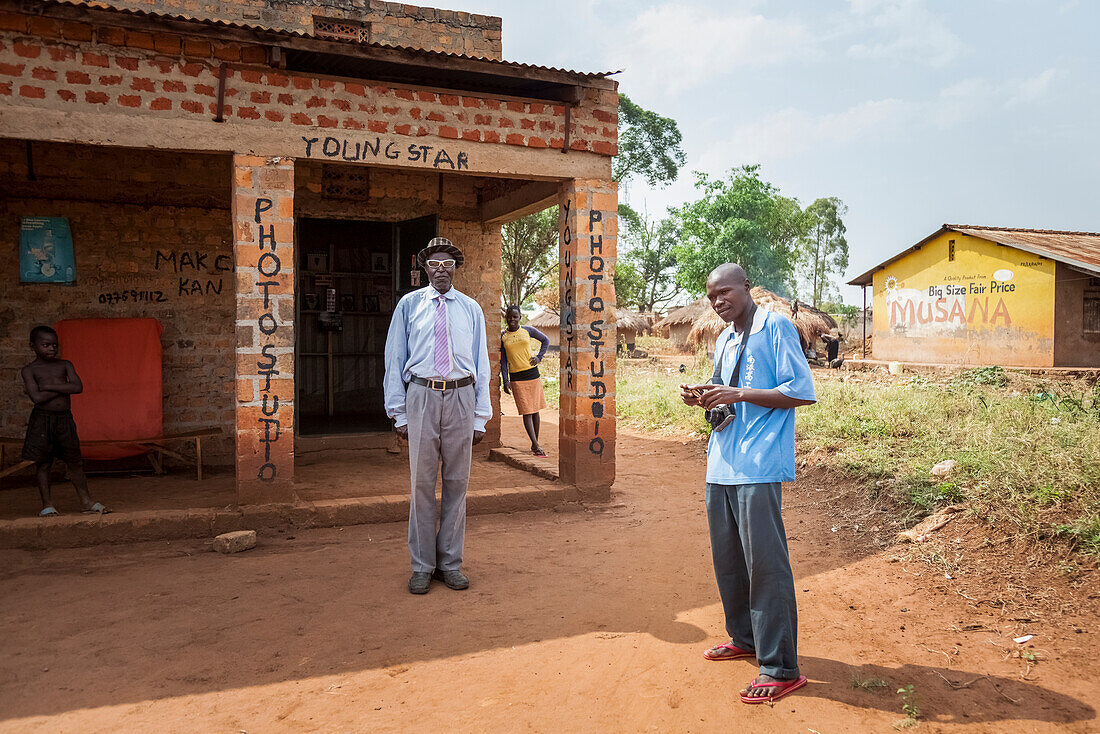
[500,305,549,457]
[20,326,109,516]
[680,263,816,704]
[384,237,491,595]
[821,332,841,363]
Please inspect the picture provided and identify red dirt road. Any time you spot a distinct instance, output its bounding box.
[0,417,1096,733]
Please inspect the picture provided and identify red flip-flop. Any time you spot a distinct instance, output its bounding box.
[740,675,808,704]
[703,642,755,661]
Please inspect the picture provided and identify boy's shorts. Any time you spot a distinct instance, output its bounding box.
[22,408,83,464]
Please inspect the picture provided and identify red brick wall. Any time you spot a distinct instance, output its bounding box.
[558,179,617,493]
[0,22,618,157]
[233,155,296,501]
[0,141,236,460]
[66,0,503,60]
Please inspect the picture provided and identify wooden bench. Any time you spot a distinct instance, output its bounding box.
[0,427,222,483]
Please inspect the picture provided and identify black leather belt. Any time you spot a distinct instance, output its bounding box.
[409,375,475,391]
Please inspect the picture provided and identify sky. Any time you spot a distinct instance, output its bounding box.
[458,0,1099,304]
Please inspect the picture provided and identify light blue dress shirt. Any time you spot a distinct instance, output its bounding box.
[383,285,492,431]
[705,309,817,485]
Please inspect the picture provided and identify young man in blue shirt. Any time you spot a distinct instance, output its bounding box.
[680,263,817,704]
[384,237,491,595]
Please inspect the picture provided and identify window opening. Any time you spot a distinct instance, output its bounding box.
[322,165,370,200]
[1084,278,1100,334]
[314,16,370,43]
[948,239,955,262]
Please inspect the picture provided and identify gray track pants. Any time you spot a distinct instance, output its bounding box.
[406,382,474,573]
[706,482,800,680]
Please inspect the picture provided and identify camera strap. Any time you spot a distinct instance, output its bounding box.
[711,304,757,388]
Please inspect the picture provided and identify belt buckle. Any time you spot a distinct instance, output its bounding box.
[430,379,447,391]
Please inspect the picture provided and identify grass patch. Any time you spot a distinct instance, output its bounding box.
[615,356,712,435]
[851,676,891,691]
[798,373,1100,558]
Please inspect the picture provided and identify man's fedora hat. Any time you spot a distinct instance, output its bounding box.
[417,237,464,269]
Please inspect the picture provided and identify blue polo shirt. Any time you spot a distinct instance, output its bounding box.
[706,308,816,485]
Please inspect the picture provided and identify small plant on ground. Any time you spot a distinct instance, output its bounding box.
[894,684,921,728]
[954,365,1007,387]
[850,676,890,690]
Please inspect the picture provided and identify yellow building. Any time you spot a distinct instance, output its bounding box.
[848,225,1100,367]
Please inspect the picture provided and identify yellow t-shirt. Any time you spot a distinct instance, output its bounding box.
[502,327,537,373]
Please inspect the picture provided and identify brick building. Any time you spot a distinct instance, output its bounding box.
[0,0,618,504]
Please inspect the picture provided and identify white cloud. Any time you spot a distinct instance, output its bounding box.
[699,98,912,165]
[1005,67,1061,108]
[845,0,966,67]
[611,3,816,97]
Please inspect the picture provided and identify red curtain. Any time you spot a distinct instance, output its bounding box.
[54,318,163,460]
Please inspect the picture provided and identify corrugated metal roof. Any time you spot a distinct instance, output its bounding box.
[847,224,1100,285]
[37,0,619,79]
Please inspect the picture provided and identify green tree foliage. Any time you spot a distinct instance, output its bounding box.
[672,166,807,295]
[613,261,645,312]
[617,204,682,311]
[799,197,849,309]
[613,93,687,187]
[500,206,558,308]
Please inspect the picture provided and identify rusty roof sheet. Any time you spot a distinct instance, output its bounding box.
[847,224,1100,285]
[36,0,620,79]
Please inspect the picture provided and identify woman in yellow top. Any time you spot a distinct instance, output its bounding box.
[500,305,550,457]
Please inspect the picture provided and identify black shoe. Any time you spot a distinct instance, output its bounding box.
[408,571,432,594]
[432,568,469,590]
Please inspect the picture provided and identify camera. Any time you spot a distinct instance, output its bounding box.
[705,404,735,432]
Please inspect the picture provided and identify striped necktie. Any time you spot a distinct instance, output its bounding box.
[433,295,450,377]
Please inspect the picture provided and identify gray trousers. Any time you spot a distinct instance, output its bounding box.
[706,482,800,680]
[406,382,474,573]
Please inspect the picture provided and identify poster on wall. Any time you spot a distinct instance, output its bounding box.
[20,217,76,283]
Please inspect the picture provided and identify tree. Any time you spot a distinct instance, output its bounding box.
[613,260,646,311]
[617,204,682,311]
[613,93,687,188]
[672,166,806,295]
[500,206,558,308]
[799,197,849,309]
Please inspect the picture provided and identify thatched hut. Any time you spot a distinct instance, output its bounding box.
[528,309,560,348]
[687,287,838,355]
[616,309,651,350]
[652,296,710,350]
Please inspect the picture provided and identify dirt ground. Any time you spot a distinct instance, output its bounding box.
[0,412,1097,733]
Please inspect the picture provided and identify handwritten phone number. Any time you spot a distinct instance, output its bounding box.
[98,290,167,304]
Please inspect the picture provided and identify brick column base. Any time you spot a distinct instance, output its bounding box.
[558,179,617,496]
[232,155,296,504]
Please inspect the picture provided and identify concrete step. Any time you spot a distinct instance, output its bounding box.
[0,484,579,550]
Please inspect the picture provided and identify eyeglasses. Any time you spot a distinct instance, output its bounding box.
[426,259,456,269]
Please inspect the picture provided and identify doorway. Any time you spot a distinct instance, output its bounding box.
[296,215,436,435]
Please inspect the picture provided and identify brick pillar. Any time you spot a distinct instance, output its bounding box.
[558,179,617,496]
[232,155,296,504]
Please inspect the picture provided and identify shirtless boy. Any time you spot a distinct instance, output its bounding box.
[20,325,109,516]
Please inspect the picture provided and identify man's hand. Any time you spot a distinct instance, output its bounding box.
[472,430,485,445]
[530,356,541,366]
[697,384,745,410]
[502,383,511,395]
[679,383,702,407]
[395,424,409,441]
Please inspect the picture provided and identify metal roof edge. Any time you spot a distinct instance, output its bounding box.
[20,0,618,82]
[846,224,1100,285]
